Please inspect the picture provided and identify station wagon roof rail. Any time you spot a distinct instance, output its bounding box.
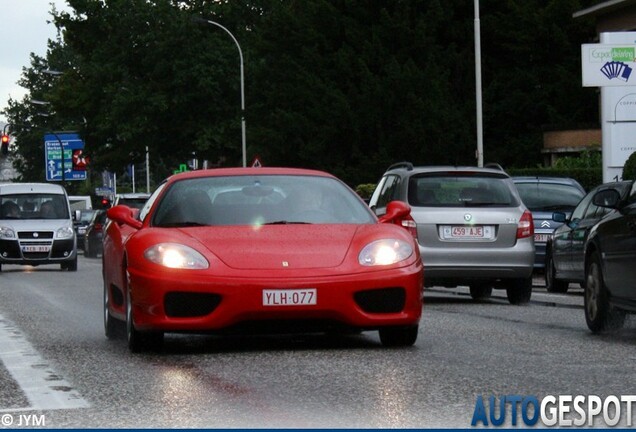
[386,161,414,171]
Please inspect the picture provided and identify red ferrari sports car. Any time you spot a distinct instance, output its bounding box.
[102,167,423,352]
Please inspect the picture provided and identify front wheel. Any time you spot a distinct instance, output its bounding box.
[61,256,78,272]
[85,240,95,258]
[506,277,532,305]
[545,254,569,293]
[379,325,418,347]
[104,282,123,339]
[126,287,163,353]
[584,253,625,333]
[469,283,492,301]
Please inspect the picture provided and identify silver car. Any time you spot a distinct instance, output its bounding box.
[369,163,535,304]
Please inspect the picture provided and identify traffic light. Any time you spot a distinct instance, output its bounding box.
[1,134,9,156]
[100,197,112,209]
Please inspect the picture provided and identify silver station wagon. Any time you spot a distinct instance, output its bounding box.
[369,162,535,304]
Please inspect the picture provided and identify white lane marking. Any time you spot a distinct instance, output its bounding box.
[0,314,90,411]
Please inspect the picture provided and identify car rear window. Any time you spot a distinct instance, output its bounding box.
[515,183,584,211]
[407,173,518,207]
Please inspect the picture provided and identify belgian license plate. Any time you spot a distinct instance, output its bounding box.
[22,245,50,252]
[534,234,550,243]
[441,225,494,240]
[263,289,317,306]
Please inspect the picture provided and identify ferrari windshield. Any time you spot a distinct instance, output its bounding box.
[152,175,376,226]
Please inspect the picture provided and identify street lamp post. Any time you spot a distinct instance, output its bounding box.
[192,16,247,167]
[474,0,484,167]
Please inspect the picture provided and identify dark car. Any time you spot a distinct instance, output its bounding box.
[583,179,636,333]
[74,209,96,252]
[513,177,585,270]
[83,210,106,258]
[545,181,632,293]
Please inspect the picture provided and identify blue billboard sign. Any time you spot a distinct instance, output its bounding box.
[44,133,87,181]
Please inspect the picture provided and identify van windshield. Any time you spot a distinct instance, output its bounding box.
[0,194,70,219]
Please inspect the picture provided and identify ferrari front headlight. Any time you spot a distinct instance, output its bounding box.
[359,239,413,266]
[144,243,209,269]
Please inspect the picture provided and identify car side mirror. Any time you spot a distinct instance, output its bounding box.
[592,189,621,209]
[378,200,411,224]
[107,205,143,229]
[72,209,81,221]
[552,211,566,223]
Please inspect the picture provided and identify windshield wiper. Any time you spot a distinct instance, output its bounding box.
[264,220,310,225]
[158,221,207,227]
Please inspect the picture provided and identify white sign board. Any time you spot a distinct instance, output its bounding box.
[581,44,636,87]
[590,33,636,182]
[602,87,636,181]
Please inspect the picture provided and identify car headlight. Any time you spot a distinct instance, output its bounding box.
[359,239,413,266]
[55,226,75,239]
[144,243,209,269]
[0,226,16,240]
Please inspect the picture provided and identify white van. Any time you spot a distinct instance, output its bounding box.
[68,195,93,211]
[0,183,79,272]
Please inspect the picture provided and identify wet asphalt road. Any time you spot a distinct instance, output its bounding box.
[0,256,635,428]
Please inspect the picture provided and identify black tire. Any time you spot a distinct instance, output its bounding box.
[104,282,123,339]
[506,277,532,305]
[584,253,625,333]
[469,283,493,301]
[126,288,163,353]
[545,254,569,293]
[85,240,95,258]
[61,256,78,271]
[379,325,418,347]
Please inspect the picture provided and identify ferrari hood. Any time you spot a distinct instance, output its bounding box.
[182,225,360,269]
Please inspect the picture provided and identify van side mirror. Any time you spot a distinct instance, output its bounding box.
[73,210,81,221]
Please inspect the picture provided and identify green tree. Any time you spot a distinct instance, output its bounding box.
[2,0,600,188]
[623,151,636,181]
[480,0,598,168]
